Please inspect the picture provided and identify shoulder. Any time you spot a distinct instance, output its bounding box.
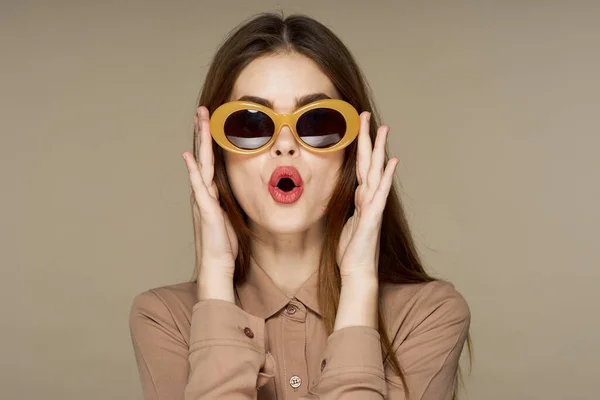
[379,280,470,339]
[131,281,197,315]
[129,281,197,345]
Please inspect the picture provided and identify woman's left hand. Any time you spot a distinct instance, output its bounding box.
[336,112,399,283]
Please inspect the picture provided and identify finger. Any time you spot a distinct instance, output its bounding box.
[197,106,215,189]
[372,157,398,210]
[366,125,389,193]
[194,112,201,154]
[356,112,372,186]
[354,184,365,215]
[182,152,213,207]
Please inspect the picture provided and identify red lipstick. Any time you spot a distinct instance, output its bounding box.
[268,166,304,204]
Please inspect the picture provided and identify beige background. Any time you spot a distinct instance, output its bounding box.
[2,0,599,399]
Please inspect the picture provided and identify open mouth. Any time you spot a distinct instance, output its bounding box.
[276,177,296,192]
[269,166,304,204]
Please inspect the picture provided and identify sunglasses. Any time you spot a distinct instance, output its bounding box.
[208,99,360,154]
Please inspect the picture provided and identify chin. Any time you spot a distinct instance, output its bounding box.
[263,213,310,234]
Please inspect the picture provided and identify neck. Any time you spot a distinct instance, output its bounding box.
[249,220,324,295]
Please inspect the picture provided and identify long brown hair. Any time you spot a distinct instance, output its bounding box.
[189,12,470,398]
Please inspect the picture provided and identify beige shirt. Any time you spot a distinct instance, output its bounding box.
[129,263,470,399]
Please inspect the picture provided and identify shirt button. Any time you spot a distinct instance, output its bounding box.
[285,305,297,315]
[320,359,327,372]
[243,327,254,338]
[289,375,302,389]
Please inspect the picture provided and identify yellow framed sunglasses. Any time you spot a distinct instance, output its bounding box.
[209,99,360,154]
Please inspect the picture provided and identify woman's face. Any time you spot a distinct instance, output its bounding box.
[224,52,344,235]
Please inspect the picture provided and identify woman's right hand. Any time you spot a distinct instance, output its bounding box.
[183,105,238,302]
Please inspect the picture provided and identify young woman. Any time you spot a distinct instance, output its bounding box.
[130,12,470,400]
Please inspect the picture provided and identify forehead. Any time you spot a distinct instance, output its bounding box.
[229,52,340,111]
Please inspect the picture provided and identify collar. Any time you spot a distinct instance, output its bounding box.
[235,261,322,319]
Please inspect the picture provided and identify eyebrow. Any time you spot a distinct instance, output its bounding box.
[235,92,332,109]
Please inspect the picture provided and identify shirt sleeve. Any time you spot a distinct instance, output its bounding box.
[129,291,190,400]
[300,326,388,399]
[301,282,470,400]
[389,284,471,400]
[130,292,269,400]
[185,299,268,399]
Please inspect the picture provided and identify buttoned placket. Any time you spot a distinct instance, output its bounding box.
[278,298,309,399]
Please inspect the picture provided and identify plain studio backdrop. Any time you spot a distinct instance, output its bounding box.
[1,1,599,399]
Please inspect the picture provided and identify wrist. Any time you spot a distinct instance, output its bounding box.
[197,270,235,303]
[335,276,379,331]
[341,274,379,291]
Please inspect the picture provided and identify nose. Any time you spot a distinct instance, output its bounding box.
[269,123,300,157]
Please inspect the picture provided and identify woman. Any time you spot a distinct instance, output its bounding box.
[130,12,470,400]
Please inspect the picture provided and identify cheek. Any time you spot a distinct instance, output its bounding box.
[312,154,345,193]
[224,155,262,204]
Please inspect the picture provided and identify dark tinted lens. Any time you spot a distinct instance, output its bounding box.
[224,109,275,150]
[296,108,346,148]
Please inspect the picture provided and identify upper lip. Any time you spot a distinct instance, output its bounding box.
[269,166,303,187]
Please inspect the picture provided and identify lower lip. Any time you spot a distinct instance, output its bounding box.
[268,185,304,204]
